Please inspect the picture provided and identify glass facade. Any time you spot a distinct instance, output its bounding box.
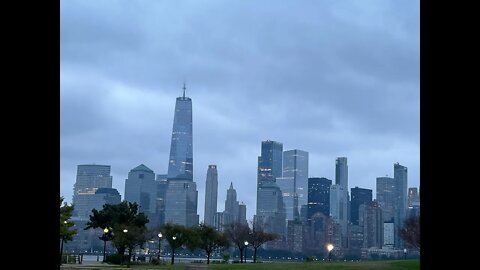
[167,95,193,181]
[204,165,218,226]
[307,177,332,220]
[350,186,373,226]
[283,149,309,219]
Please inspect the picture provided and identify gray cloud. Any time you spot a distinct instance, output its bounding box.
[61,0,419,221]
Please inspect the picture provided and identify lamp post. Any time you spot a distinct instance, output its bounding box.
[157,233,162,261]
[327,244,334,262]
[244,241,249,263]
[403,248,407,260]
[102,228,109,263]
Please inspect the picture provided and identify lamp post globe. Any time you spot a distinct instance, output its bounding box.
[157,233,163,261]
[102,228,109,262]
[244,241,249,263]
[327,244,334,262]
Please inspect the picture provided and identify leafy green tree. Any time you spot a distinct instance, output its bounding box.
[193,223,229,264]
[60,197,77,265]
[162,223,194,265]
[85,201,149,265]
[399,215,420,250]
[248,221,278,263]
[224,222,251,263]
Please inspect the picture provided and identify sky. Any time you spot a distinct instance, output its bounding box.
[60,0,420,222]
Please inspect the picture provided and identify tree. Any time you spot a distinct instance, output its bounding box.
[162,223,193,265]
[399,215,420,250]
[224,222,251,263]
[248,221,278,263]
[193,223,229,264]
[85,201,149,265]
[60,196,77,265]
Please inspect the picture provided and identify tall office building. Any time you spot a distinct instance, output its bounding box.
[155,174,168,226]
[257,140,283,185]
[224,182,240,225]
[282,149,309,220]
[124,164,157,216]
[350,187,372,226]
[238,202,247,225]
[276,176,295,220]
[394,163,408,224]
[394,163,408,248]
[335,157,348,189]
[407,187,420,207]
[376,176,396,222]
[204,165,218,226]
[164,84,199,227]
[330,184,348,237]
[72,164,113,219]
[307,177,332,220]
[360,200,383,248]
[376,162,408,248]
[329,157,349,241]
[256,140,285,236]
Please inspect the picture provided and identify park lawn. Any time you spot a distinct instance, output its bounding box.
[113,260,419,270]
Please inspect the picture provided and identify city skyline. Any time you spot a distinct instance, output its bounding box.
[60,0,419,222]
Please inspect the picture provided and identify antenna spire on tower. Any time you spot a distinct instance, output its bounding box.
[183,82,186,98]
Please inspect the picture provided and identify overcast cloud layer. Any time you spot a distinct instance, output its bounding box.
[60,0,420,222]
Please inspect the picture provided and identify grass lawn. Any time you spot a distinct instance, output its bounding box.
[64,260,419,270]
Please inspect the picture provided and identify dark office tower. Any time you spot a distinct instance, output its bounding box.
[350,187,373,226]
[256,140,285,236]
[307,177,332,220]
[167,84,193,181]
[335,157,348,189]
[283,149,309,220]
[361,200,383,249]
[73,164,113,219]
[257,140,283,185]
[257,140,283,214]
[238,202,247,225]
[164,84,199,226]
[124,164,157,216]
[204,165,218,226]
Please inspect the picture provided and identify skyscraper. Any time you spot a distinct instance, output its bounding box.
[256,140,285,236]
[376,176,396,223]
[307,177,332,220]
[72,164,113,219]
[335,157,348,189]
[394,163,408,224]
[331,157,349,239]
[167,84,193,181]
[204,165,218,226]
[394,162,408,248]
[224,182,239,225]
[350,187,372,226]
[283,149,309,220]
[124,164,157,218]
[164,84,199,227]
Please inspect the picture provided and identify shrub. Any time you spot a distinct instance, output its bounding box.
[305,256,317,262]
[106,254,122,264]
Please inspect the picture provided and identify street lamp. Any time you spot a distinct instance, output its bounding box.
[157,233,163,261]
[403,248,407,260]
[244,241,249,263]
[102,228,109,263]
[327,244,334,262]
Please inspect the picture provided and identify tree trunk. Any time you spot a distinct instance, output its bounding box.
[240,248,244,263]
[207,251,210,264]
[127,248,132,268]
[171,248,175,265]
[59,239,64,265]
[254,247,257,263]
